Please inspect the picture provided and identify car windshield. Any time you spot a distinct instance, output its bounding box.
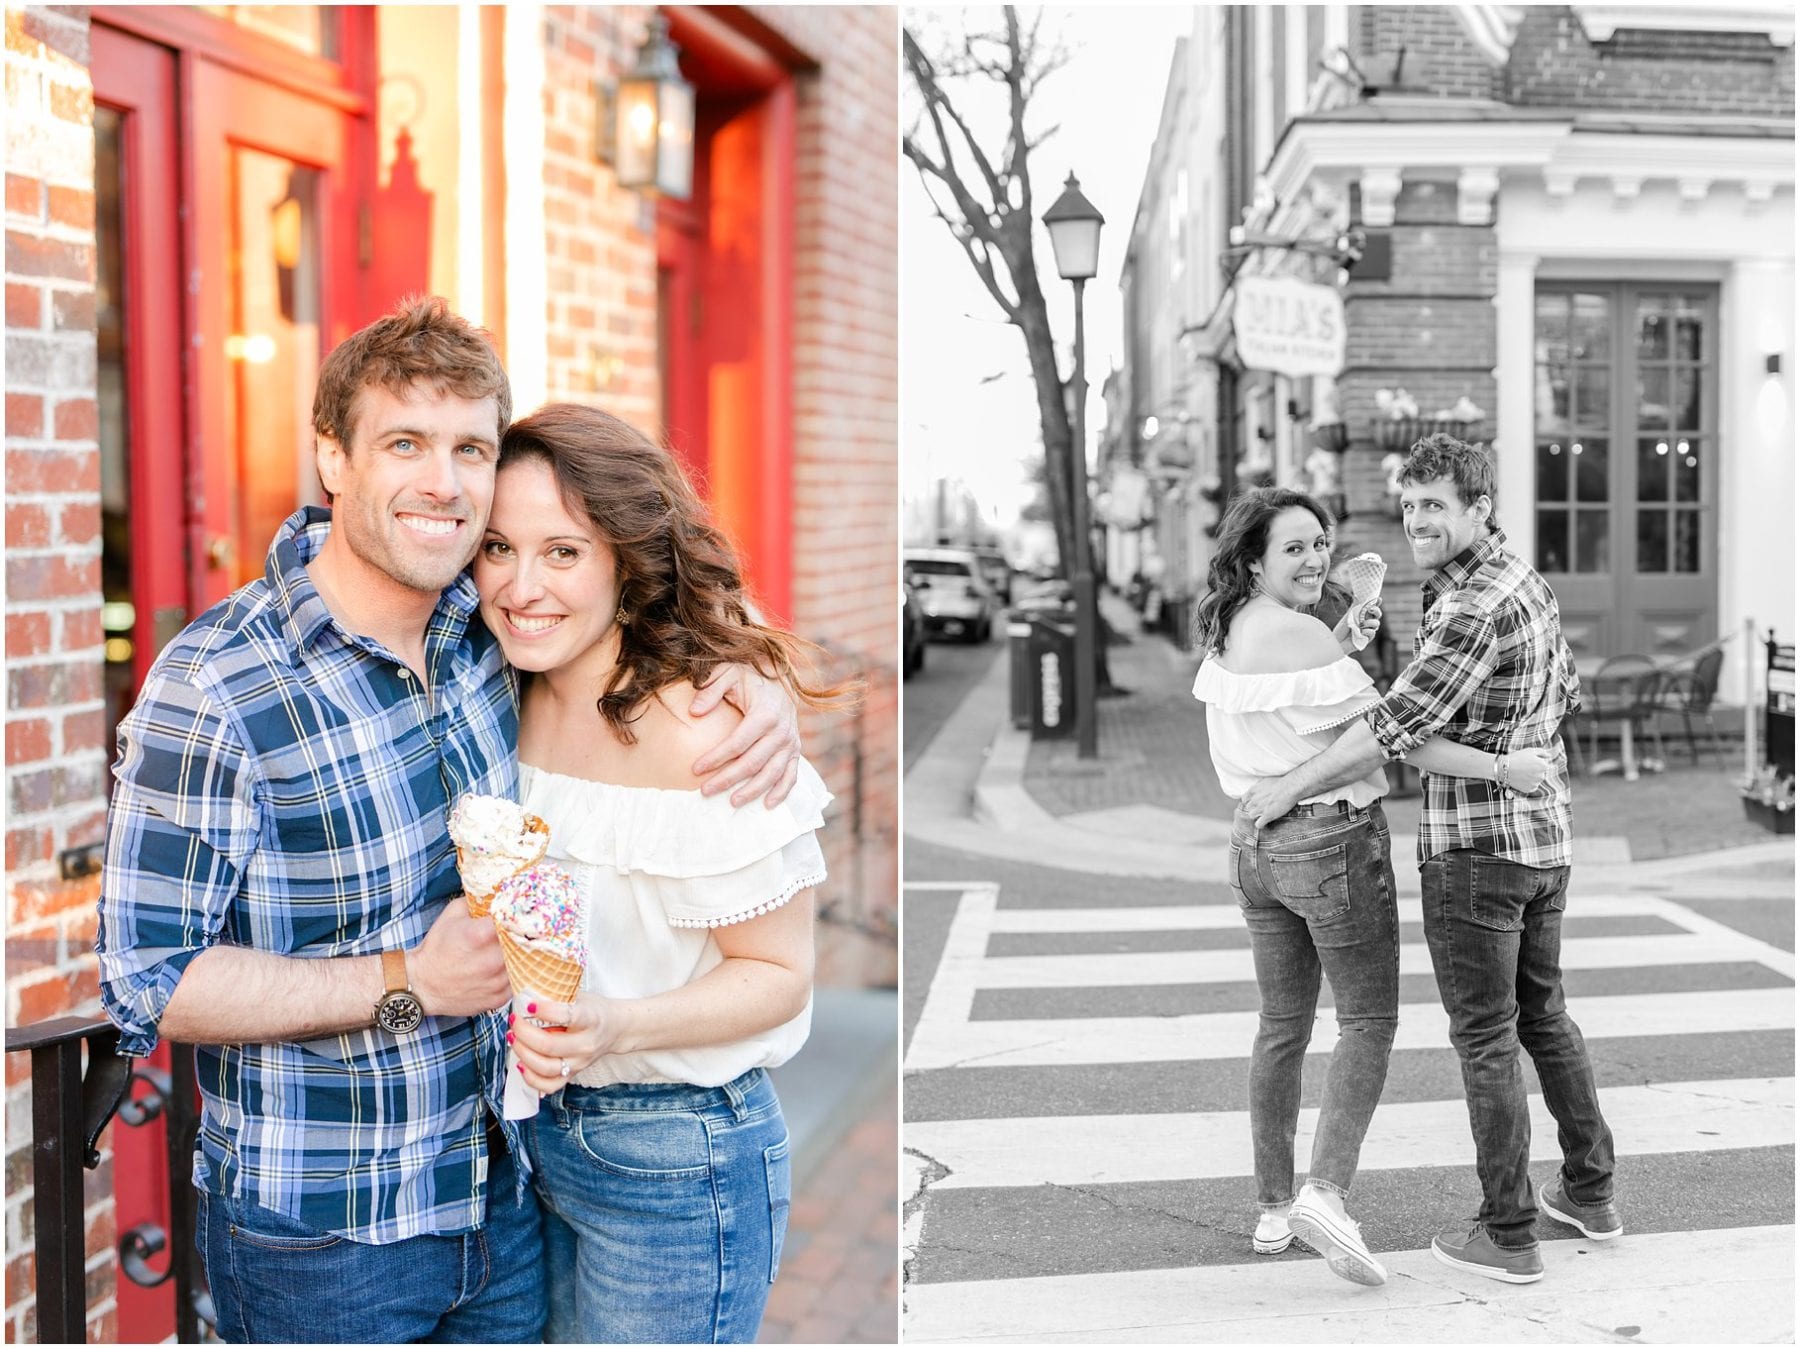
[907,559,974,577]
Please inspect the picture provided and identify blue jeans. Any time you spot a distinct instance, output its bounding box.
[196,1138,544,1343]
[1230,800,1400,1206]
[524,1067,791,1344]
[1420,850,1615,1248]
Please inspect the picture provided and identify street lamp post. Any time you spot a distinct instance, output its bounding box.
[1042,172,1105,760]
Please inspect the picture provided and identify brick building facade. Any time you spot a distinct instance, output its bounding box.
[4,6,896,1341]
[1114,5,1792,693]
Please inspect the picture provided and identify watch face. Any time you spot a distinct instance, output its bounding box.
[376,992,424,1035]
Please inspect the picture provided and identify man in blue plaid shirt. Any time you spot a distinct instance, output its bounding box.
[1240,435,1619,1287]
[96,298,802,1343]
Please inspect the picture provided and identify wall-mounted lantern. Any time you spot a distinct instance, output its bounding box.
[595,16,695,200]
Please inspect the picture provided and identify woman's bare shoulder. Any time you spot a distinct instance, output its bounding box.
[623,680,746,790]
[1220,607,1344,676]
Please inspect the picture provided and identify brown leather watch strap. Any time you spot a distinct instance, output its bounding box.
[381,946,410,994]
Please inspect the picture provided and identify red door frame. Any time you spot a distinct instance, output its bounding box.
[660,7,798,623]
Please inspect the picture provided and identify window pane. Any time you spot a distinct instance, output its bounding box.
[1537,508,1569,573]
[1637,509,1668,572]
[1574,437,1608,503]
[1637,367,1669,430]
[1571,293,1610,360]
[1674,296,1704,360]
[1673,367,1700,430]
[1537,440,1569,502]
[1533,365,1567,430]
[1576,510,1609,573]
[1547,365,1571,426]
[1636,297,1668,359]
[1673,509,1701,573]
[1674,438,1701,502]
[1535,292,1568,346]
[1637,436,1669,502]
[1575,366,1609,425]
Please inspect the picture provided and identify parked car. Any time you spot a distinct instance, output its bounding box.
[903,547,999,642]
[971,546,1013,605]
[902,579,926,678]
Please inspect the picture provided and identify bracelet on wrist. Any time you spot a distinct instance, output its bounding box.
[1496,753,1511,793]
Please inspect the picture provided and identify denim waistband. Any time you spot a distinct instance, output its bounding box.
[554,1066,770,1116]
[1237,798,1385,825]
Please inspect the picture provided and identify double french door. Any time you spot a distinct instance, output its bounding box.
[1532,283,1719,661]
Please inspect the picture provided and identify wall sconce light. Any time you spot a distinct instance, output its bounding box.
[594,16,695,200]
[1767,352,1783,375]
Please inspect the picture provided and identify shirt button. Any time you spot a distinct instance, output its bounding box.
[397,669,412,681]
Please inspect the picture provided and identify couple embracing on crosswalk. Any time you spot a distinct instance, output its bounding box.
[1191,434,1619,1288]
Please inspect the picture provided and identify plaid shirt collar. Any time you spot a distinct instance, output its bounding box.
[1423,527,1508,609]
[268,506,482,660]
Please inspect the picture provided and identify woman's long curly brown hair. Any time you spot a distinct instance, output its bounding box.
[498,403,857,741]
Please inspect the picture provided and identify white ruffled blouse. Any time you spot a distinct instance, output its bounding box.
[1191,656,1388,808]
[518,757,831,1089]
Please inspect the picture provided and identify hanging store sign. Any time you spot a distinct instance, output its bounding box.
[1232,276,1346,378]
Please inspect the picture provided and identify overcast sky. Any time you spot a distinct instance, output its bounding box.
[901,5,1193,531]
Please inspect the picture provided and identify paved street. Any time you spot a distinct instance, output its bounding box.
[901,603,1796,1343]
[903,629,1003,775]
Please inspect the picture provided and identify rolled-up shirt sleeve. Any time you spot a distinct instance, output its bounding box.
[1363,605,1501,759]
[97,672,260,1057]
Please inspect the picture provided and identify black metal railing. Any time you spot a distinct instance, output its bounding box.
[3,1018,210,1343]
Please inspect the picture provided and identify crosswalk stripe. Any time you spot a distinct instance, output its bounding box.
[903,985,1797,1070]
[903,1226,1797,1343]
[905,1077,1792,1189]
[982,892,1697,933]
[960,931,1774,989]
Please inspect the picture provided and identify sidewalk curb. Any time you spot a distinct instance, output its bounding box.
[910,638,1796,888]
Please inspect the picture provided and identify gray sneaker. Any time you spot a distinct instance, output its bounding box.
[1431,1224,1544,1284]
[1538,1175,1623,1240]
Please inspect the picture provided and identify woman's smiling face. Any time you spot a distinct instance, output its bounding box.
[1252,505,1331,610]
[474,456,623,675]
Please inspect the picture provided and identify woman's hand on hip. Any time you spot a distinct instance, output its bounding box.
[509,995,625,1094]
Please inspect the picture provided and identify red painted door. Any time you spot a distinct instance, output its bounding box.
[91,11,370,1340]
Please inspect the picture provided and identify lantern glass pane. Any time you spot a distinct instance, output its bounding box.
[1050,219,1101,280]
[615,79,660,188]
[657,83,694,200]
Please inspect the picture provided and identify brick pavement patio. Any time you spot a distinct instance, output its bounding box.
[759,1079,898,1344]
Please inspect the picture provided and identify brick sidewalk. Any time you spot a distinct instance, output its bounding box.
[1025,591,1782,861]
[759,1078,898,1344]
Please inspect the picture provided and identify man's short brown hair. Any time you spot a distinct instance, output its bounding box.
[311,295,511,448]
[1399,432,1501,532]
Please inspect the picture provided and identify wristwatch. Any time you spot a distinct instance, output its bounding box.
[374,948,424,1034]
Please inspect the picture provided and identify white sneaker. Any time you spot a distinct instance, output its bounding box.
[1289,1185,1386,1287]
[1253,1205,1293,1254]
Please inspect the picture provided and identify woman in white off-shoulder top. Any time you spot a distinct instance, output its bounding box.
[475,404,855,1344]
[1190,488,1550,1288]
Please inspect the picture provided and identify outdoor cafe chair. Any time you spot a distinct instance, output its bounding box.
[1656,646,1728,769]
[1568,653,1667,780]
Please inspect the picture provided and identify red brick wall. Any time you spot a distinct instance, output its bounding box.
[1337,180,1499,642]
[536,7,898,986]
[1505,6,1794,115]
[539,5,661,426]
[755,6,898,987]
[4,7,117,1342]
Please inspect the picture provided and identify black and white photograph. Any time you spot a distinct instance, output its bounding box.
[900,4,1795,1342]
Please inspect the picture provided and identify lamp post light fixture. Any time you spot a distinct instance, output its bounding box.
[1042,172,1105,760]
[595,16,696,200]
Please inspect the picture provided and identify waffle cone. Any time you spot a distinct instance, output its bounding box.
[458,814,551,918]
[497,928,585,1003]
[1339,552,1387,610]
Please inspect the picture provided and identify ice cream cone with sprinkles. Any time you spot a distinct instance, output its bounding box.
[448,793,551,916]
[489,862,588,1003]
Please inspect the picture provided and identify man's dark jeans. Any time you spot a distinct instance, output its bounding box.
[1231,800,1399,1207]
[1420,850,1616,1248]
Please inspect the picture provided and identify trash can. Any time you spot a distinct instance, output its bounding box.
[1027,612,1077,740]
[1006,611,1034,729]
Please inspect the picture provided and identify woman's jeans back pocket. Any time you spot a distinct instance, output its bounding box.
[763,1138,791,1282]
[1266,839,1352,922]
